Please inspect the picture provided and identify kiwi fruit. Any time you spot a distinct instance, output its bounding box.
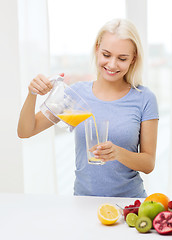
[135,216,152,233]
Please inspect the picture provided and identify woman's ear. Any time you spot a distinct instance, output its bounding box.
[131,55,136,64]
[96,43,99,52]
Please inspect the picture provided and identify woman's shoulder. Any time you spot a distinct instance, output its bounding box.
[70,81,92,92]
[134,85,157,98]
[136,86,159,120]
[130,85,158,111]
[70,81,92,87]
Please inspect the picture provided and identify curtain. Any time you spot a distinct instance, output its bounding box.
[0,0,24,193]
[18,0,57,194]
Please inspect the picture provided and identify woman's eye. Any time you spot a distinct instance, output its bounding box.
[119,58,126,61]
[103,53,110,58]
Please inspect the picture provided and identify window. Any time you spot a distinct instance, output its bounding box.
[147,0,172,196]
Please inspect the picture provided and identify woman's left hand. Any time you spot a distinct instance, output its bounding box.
[90,141,118,163]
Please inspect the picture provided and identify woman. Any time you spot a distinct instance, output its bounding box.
[18,18,159,197]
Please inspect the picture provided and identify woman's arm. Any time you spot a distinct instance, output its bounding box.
[17,93,54,138]
[91,119,158,174]
[17,74,61,138]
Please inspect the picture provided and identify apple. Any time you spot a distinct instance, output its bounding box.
[138,201,165,221]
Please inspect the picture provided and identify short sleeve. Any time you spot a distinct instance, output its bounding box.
[141,88,159,122]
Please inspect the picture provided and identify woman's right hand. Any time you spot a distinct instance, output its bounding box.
[28,74,53,96]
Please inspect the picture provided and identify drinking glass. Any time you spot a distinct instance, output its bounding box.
[85,119,109,165]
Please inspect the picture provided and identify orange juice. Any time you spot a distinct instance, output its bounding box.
[92,114,99,145]
[57,110,93,127]
[85,118,109,165]
[57,111,100,152]
[57,110,106,165]
[89,157,105,165]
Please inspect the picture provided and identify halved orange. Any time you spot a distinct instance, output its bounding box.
[97,203,120,225]
[144,193,169,210]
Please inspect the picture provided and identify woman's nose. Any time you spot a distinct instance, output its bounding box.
[108,58,117,69]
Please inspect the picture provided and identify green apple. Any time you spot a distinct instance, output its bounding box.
[138,201,165,221]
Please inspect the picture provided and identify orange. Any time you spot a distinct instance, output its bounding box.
[97,203,120,225]
[144,193,169,210]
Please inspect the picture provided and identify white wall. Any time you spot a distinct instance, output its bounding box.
[0,0,24,192]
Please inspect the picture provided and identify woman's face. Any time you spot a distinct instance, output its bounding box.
[96,32,136,83]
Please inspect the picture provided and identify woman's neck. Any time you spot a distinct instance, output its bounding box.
[92,78,131,101]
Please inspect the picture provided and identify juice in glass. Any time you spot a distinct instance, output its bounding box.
[85,119,109,165]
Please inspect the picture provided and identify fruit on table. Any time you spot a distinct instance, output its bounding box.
[97,203,120,225]
[135,216,152,233]
[144,193,169,211]
[123,199,141,220]
[138,201,165,221]
[126,213,138,227]
[168,201,172,212]
[153,211,172,234]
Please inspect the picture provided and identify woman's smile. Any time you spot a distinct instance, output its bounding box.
[103,66,120,76]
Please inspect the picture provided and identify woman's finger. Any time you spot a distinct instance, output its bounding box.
[30,81,49,95]
[94,147,113,156]
[35,75,52,90]
[40,74,53,90]
[93,142,116,161]
[97,141,112,150]
[89,144,99,152]
[29,74,53,95]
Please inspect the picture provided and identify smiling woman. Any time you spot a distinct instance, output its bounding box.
[14,0,172,198]
[1,0,171,198]
[47,0,126,195]
[18,17,155,197]
[44,1,161,197]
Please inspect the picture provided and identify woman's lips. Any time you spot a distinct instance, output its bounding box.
[104,67,119,76]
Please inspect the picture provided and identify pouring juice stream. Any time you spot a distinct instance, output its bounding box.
[57,111,101,163]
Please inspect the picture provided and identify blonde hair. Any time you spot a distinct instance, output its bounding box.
[93,18,143,88]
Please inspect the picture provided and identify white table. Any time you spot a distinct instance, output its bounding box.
[0,194,170,240]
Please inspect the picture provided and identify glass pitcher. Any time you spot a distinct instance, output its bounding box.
[40,75,92,128]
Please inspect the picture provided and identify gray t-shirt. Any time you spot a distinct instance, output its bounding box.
[70,81,159,197]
